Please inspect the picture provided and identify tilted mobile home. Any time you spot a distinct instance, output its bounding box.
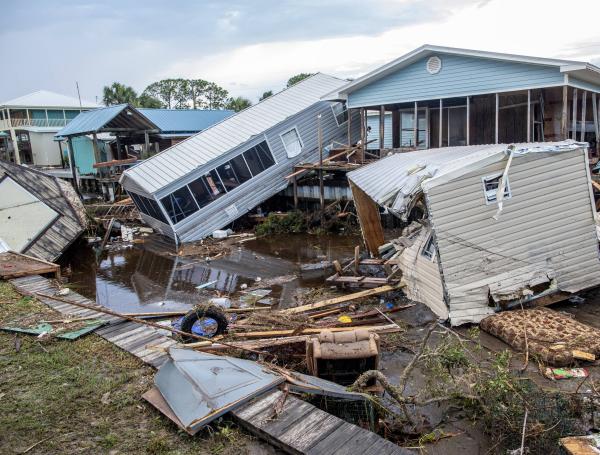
[120,73,357,242]
[348,141,600,325]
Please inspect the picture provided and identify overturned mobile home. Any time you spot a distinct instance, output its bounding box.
[0,159,87,261]
[348,140,600,325]
[120,74,357,242]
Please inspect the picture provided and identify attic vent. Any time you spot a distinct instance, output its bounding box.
[426,56,442,75]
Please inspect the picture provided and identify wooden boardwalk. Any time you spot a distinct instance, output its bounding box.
[10,274,411,454]
[232,390,411,455]
[10,274,177,367]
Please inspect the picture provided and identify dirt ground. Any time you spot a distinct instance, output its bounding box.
[0,281,278,455]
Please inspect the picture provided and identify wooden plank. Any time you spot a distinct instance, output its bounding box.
[231,390,283,421]
[231,323,400,339]
[283,284,401,314]
[349,182,385,257]
[560,436,600,455]
[279,411,344,452]
[261,400,315,438]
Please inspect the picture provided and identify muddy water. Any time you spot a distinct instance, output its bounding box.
[62,234,361,314]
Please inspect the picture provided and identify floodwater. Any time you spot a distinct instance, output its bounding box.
[61,233,361,314]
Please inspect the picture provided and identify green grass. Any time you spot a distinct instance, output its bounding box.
[0,281,268,455]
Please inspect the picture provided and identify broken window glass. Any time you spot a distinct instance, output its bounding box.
[230,155,252,183]
[188,177,213,208]
[216,162,240,192]
[421,234,436,260]
[160,186,198,224]
[332,102,348,126]
[482,174,511,204]
[281,128,303,158]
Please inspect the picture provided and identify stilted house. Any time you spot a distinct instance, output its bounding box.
[325,45,600,156]
[348,141,600,325]
[120,73,357,242]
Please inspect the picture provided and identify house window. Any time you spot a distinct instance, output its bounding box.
[332,102,348,126]
[160,186,199,224]
[128,191,168,224]
[400,109,427,148]
[188,176,214,209]
[421,234,436,260]
[482,174,511,204]
[281,127,303,158]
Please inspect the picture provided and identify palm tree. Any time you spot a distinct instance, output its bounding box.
[102,82,138,106]
[226,96,252,112]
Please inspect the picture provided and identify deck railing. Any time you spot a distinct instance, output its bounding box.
[5,118,70,128]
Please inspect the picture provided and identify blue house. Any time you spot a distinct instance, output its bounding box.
[326,45,600,154]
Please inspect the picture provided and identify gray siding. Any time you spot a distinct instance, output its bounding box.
[348,53,565,108]
[425,148,600,325]
[164,101,356,242]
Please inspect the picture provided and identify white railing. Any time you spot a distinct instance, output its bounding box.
[7,118,69,128]
[0,118,9,130]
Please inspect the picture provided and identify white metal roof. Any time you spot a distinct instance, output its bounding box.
[0,90,99,109]
[348,140,585,218]
[323,44,600,100]
[123,73,348,194]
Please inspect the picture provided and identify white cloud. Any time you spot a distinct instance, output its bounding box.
[164,0,600,101]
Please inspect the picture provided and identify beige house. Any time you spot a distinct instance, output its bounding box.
[348,140,600,325]
[0,90,98,166]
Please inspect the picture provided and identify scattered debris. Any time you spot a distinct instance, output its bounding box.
[545,367,589,380]
[0,251,61,280]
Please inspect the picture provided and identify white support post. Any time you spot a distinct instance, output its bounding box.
[572,88,578,140]
[495,93,499,144]
[466,96,470,146]
[526,90,531,142]
[413,101,418,148]
[26,109,31,126]
[581,91,587,142]
[439,99,443,147]
[44,109,49,127]
[593,93,599,154]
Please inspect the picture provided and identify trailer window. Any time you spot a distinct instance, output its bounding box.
[243,141,275,176]
[128,191,167,224]
[230,155,252,183]
[332,102,348,126]
[421,234,436,260]
[160,186,198,224]
[482,174,511,204]
[188,176,213,208]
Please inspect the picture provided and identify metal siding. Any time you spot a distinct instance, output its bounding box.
[172,100,352,241]
[425,148,600,325]
[397,228,447,318]
[568,77,600,93]
[348,53,565,108]
[122,74,349,194]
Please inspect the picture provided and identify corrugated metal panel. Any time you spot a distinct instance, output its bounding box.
[172,99,352,242]
[397,228,447,318]
[348,53,565,108]
[366,113,393,149]
[55,104,130,137]
[122,74,350,194]
[137,109,234,133]
[425,147,600,325]
[1,89,98,108]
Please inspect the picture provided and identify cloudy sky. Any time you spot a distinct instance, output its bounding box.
[2,0,600,104]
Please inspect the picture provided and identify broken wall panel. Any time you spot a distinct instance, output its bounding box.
[349,182,385,256]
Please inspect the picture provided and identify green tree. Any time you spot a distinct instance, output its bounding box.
[226,96,252,112]
[205,83,229,109]
[136,93,163,108]
[188,79,209,109]
[259,90,273,101]
[142,79,181,109]
[286,73,314,88]
[102,82,138,106]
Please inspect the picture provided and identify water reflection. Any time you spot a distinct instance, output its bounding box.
[64,234,360,313]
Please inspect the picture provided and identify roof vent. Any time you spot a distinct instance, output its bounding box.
[426,56,442,75]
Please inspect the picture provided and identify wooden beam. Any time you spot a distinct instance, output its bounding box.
[231,324,401,339]
[347,107,352,145]
[581,91,587,142]
[379,105,385,151]
[572,88,578,140]
[282,284,403,314]
[561,86,569,140]
[293,176,298,209]
[66,137,80,195]
[495,93,499,144]
[349,181,385,257]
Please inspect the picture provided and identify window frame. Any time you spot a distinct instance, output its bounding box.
[421,234,436,261]
[280,126,304,158]
[331,101,348,127]
[481,173,511,205]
